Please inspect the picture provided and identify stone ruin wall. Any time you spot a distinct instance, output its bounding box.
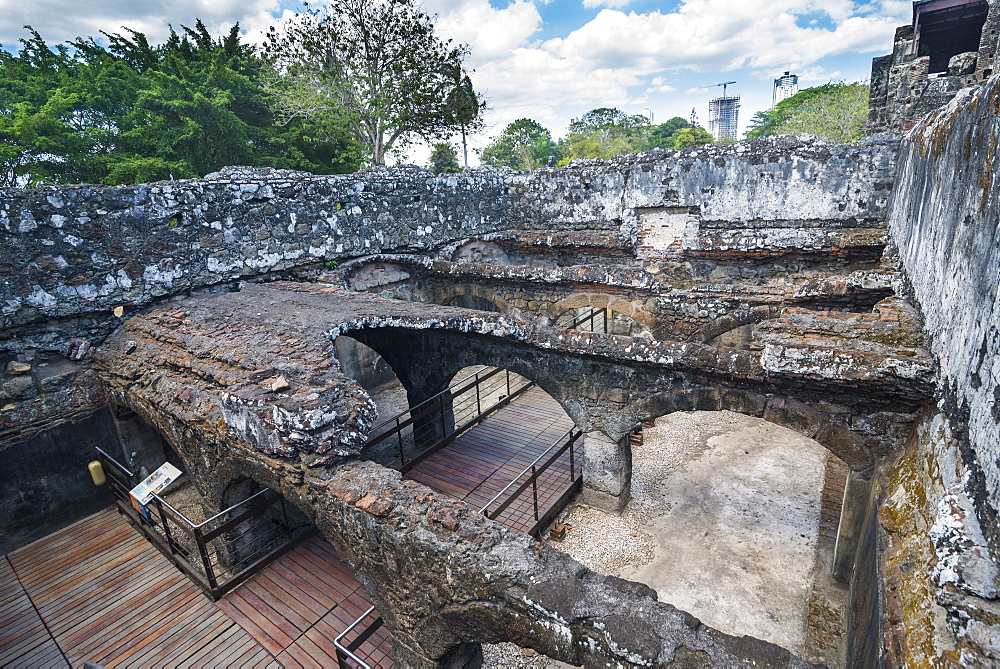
[879,75,1000,665]
[869,0,1000,134]
[0,129,949,664]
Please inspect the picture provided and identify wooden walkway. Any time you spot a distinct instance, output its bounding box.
[1,508,391,668]
[404,384,577,535]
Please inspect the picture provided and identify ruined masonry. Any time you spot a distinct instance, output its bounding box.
[4,48,1000,669]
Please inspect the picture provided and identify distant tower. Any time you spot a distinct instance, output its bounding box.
[708,95,740,141]
[772,71,799,108]
[642,108,654,124]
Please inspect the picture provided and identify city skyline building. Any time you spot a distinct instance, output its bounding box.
[773,71,799,108]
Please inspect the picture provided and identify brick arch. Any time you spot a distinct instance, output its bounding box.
[548,292,657,336]
[343,327,590,435]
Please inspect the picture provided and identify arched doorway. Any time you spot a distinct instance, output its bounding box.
[446,293,502,312]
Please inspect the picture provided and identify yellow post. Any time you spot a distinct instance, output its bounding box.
[88,461,106,486]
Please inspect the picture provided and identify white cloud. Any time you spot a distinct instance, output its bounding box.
[582,0,634,9]
[430,0,541,64]
[0,0,282,48]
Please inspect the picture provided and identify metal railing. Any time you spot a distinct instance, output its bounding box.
[97,447,315,599]
[567,307,609,334]
[480,427,583,538]
[335,605,385,669]
[362,366,533,472]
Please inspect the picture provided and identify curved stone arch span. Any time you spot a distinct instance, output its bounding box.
[438,285,509,314]
[630,388,874,472]
[338,325,589,436]
[548,292,656,334]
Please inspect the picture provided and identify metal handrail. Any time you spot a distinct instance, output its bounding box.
[480,427,581,515]
[362,366,534,472]
[95,448,313,599]
[335,605,378,669]
[365,366,502,436]
[567,307,608,333]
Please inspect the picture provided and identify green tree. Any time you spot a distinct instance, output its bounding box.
[745,82,869,143]
[671,126,715,148]
[644,116,713,150]
[479,118,559,170]
[558,107,649,164]
[0,22,363,186]
[445,73,482,168]
[428,142,460,174]
[265,0,483,166]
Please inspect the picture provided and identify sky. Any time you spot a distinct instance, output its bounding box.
[0,0,913,165]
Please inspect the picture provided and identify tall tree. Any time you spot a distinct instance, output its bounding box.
[559,107,649,164]
[479,118,558,170]
[445,73,482,168]
[265,0,484,166]
[745,82,869,143]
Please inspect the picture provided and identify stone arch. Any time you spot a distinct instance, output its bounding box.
[629,388,873,472]
[548,292,656,338]
[696,306,774,348]
[450,240,510,265]
[342,326,588,435]
[434,284,511,314]
[444,293,502,313]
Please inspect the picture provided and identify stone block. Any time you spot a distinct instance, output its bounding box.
[720,389,767,417]
[815,421,874,471]
[581,432,632,512]
[6,361,31,375]
[40,371,75,392]
[1,376,37,400]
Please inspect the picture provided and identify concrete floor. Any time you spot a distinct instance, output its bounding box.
[618,411,827,656]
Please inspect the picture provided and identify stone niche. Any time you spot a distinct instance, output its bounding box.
[635,205,701,259]
[344,262,411,292]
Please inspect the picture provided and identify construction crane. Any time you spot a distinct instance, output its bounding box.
[697,81,737,98]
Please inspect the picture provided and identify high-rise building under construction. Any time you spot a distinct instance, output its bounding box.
[708,95,740,141]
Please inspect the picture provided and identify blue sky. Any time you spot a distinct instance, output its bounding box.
[0,0,912,164]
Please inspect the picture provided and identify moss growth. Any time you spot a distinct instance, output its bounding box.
[879,417,957,666]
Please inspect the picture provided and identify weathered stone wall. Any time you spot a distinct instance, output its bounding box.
[0,136,898,357]
[508,135,898,249]
[887,75,1000,663]
[0,166,510,353]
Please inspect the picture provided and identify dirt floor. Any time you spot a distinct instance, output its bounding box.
[484,410,848,667]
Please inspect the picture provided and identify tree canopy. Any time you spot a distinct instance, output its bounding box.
[745,82,869,143]
[428,142,460,174]
[644,116,713,150]
[479,118,559,170]
[265,0,484,166]
[558,107,649,164]
[0,22,361,186]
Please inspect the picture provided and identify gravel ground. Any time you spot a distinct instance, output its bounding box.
[483,409,827,667]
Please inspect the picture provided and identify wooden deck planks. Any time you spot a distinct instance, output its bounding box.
[404,384,576,534]
[3,506,395,668]
[220,533,392,667]
[3,508,277,668]
[0,556,68,669]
